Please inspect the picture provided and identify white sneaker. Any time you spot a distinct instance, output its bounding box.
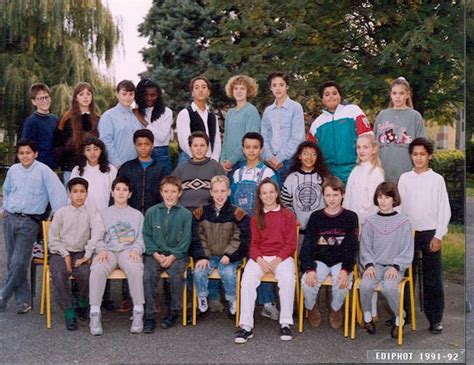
[261,303,279,321]
[229,300,237,315]
[89,312,103,336]
[198,297,208,313]
[130,310,144,333]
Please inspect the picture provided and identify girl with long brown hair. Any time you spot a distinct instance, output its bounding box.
[236,178,297,344]
[54,82,100,183]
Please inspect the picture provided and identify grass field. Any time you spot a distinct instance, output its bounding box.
[442,224,464,275]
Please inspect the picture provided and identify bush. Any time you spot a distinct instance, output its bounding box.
[431,149,464,224]
[467,140,474,176]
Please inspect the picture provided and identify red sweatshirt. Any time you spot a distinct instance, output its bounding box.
[249,208,297,261]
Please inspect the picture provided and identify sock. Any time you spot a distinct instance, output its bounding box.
[264,302,275,308]
[65,307,76,320]
[241,325,252,332]
[133,304,144,312]
[90,305,101,314]
[281,324,290,328]
[364,311,372,323]
[77,297,88,309]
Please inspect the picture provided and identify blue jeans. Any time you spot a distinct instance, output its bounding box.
[2,212,40,305]
[257,282,276,305]
[152,146,173,176]
[194,256,239,302]
[273,159,290,188]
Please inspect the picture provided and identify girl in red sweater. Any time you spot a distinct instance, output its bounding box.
[235,178,297,344]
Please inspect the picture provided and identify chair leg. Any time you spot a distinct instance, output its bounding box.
[192,283,197,326]
[350,283,358,340]
[398,282,406,346]
[409,275,416,331]
[344,292,350,338]
[46,268,51,329]
[182,272,187,327]
[40,264,47,315]
[298,285,304,333]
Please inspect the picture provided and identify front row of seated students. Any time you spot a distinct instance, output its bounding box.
[1,137,450,342]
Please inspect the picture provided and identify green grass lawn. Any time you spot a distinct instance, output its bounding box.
[442,224,464,275]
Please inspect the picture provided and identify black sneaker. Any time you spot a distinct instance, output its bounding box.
[365,321,376,335]
[429,322,443,334]
[234,328,254,344]
[160,312,179,329]
[143,318,157,334]
[279,326,292,341]
[65,317,78,331]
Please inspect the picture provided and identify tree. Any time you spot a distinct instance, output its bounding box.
[206,1,463,124]
[138,0,221,112]
[0,0,120,163]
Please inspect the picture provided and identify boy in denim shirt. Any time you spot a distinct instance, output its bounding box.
[1,139,67,313]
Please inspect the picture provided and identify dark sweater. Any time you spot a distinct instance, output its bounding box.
[54,113,97,171]
[117,157,165,214]
[21,111,58,169]
[171,158,225,211]
[249,207,297,261]
[300,208,359,273]
[190,200,250,262]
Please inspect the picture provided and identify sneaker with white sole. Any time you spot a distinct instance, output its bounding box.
[261,303,279,321]
[198,297,208,313]
[234,327,254,344]
[229,300,237,315]
[16,303,32,314]
[130,310,144,333]
[279,325,292,341]
[89,312,103,336]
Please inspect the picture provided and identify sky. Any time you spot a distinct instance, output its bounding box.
[101,0,152,84]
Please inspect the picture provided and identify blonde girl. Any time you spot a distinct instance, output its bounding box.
[374,77,425,182]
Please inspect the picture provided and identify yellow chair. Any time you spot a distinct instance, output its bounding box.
[298,271,353,337]
[350,265,416,346]
[40,221,191,328]
[235,227,300,327]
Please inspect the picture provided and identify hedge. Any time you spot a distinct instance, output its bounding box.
[431,149,464,224]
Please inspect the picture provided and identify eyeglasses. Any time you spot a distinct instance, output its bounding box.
[35,95,51,102]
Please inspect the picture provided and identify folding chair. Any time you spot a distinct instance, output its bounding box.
[350,265,416,346]
[298,266,358,337]
[235,227,300,327]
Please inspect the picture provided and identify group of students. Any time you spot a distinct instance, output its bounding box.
[1,72,451,345]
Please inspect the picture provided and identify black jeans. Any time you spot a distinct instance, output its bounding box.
[405,230,444,324]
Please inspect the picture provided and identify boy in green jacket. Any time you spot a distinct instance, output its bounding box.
[142,176,192,333]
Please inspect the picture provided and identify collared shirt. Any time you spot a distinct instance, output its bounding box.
[263,204,281,213]
[260,97,305,163]
[2,160,67,215]
[398,169,451,240]
[176,102,221,161]
[98,103,143,167]
[48,204,104,258]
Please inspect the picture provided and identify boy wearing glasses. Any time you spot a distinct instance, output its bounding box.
[21,83,58,170]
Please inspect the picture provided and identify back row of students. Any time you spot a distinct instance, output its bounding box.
[21,73,424,188]
[2,127,450,343]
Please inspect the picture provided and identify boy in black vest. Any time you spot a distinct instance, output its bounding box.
[176,75,221,165]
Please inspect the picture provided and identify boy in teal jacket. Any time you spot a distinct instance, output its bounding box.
[142,176,192,333]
